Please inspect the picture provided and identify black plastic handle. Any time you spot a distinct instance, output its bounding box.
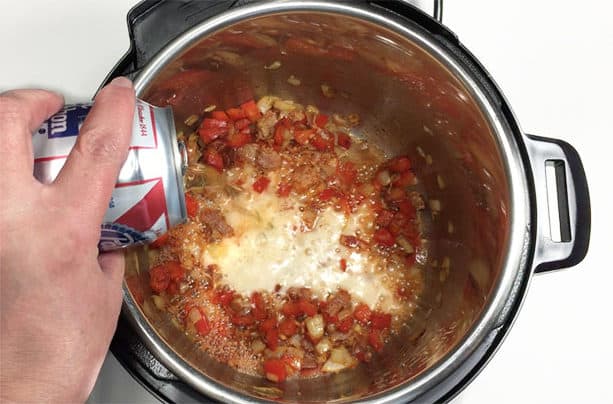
[525,135,591,273]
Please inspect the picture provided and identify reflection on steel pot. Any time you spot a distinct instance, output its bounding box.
[109,1,590,402]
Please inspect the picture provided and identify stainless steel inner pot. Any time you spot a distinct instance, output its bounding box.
[119,1,589,402]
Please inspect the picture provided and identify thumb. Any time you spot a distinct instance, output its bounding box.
[98,251,125,286]
[53,77,135,232]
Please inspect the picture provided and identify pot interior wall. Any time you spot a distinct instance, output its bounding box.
[124,11,511,402]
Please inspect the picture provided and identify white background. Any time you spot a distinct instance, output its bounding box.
[1,1,611,403]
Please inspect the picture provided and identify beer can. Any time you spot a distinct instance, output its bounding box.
[33,99,187,251]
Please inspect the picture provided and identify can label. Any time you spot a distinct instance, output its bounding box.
[33,100,187,251]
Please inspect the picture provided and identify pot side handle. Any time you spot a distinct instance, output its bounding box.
[524,135,591,273]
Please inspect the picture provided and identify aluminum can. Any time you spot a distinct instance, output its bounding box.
[33,99,187,251]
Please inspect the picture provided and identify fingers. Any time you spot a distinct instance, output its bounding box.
[54,77,135,228]
[0,89,64,178]
[98,251,125,286]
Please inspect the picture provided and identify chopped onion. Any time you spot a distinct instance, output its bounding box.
[437,174,446,189]
[321,347,357,373]
[426,154,433,165]
[305,314,325,341]
[183,114,199,128]
[252,339,266,353]
[448,221,455,234]
[315,337,332,355]
[188,307,202,323]
[396,235,414,254]
[287,75,301,86]
[273,99,298,112]
[321,84,335,98]
[264,60,282,70]
[347,113,360,126]
[152,295,166,310]
[257,96,279,113]
[203,104,217,113]
[429,199,441,213]
[416,146,426,158]
[377,170,391,186]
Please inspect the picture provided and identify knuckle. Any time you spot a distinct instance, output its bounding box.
[75,126,121,162]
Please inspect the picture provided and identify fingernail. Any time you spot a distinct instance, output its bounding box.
[110,76,133,88]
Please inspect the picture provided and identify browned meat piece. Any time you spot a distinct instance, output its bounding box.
[256,110,278,139]
[291,164,326,194]
[256,146,281,170]
[325,290,351,317]
[200,208,234,241]
[236,143,259,165]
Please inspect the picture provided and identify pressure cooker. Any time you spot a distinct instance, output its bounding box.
[105,1,591,402]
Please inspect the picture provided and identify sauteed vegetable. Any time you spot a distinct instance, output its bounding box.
[147,95,426,382]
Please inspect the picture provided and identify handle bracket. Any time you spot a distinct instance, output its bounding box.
[525,135,590,273]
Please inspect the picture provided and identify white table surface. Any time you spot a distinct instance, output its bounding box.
[1,1,611,403]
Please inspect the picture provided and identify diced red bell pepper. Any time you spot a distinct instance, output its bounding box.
[165,261,185,282]
[298,299,318,317]
[319,187,339,201]
[253,176,271,193]
[375,209,395,227]
[203,148,224,171]
[387,187,406,202]
[240,99,261,122]
[340,258,347,272]
[260,318,277,333]
[388,156,412,172]
[265,328,279,350]
[198,126,229,144]
[282,301,300,317]
[149,265,170,293]
[201,118,229,129]
[371,312,392,330]
[234,118,251,131]
[393,170,416,187]
[251,292,267,320]
[273,118,291,148]
[232,314,256,326]
[294,129,315,145]
[336,132,351,149]
[279,318,298,336]
[210,110,229,121]
[226,131,251,148]
[368,329,384,352]
[195,315,211,336]
[150,233,169,249]
[314,113,329,128]
[213,289,234,307]
[337,196,352,216]
[374,228,396,247]
[166,281,179,295]
[397,200,416,219]
[311,133,333,151]
[184,193,199,218]
[263,358,287,382]
[277,182,292,197]
[353,303,372,325]
[337,161,357,185]
[226,107,246,121]
[337,316,354,333]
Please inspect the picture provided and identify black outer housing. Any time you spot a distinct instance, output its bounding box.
[102,1,588,402]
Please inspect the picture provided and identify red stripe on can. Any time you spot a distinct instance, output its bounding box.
[115,179,168,231]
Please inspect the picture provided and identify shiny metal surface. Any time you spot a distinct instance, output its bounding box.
[122,1,533,402]
[524,135,587,272]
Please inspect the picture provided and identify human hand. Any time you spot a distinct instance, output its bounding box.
[0,77,135,402]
